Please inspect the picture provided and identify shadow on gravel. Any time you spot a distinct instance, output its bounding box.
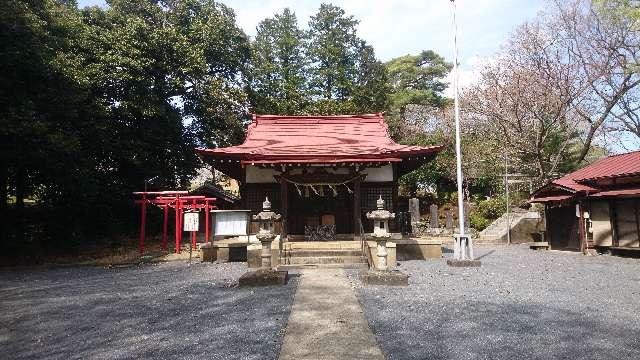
[365,300,640,360]
[354,245,640,360]
[475,249,496,260]
[0,263,298,360]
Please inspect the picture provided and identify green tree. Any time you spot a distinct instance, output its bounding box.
[247,8,308,114]
[384,50,452,139]
[1,0,251,256]
[305,4,388,114]
[382,50,453,195]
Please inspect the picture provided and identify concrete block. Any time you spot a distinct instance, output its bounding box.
[530,241,549,250]
[395,239,443,260]
[216,247,229,263]
[238,269,288,287]
[446,259,481,267]
[201,243,216,262]
[359,269,408,286]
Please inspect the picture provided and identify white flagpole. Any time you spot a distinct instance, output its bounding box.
[450,0,472,261]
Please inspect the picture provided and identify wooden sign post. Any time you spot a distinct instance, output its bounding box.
[184,211,199,263]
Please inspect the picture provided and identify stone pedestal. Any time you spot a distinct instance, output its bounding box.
[375,239,388,271]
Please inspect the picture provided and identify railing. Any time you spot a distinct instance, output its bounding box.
[358,218,370,267]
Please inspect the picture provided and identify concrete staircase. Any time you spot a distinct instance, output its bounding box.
[478,209,541,243]
[279,241,368,269]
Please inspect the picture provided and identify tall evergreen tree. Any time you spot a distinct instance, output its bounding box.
[305,4,388,114]
[247,8,308,114]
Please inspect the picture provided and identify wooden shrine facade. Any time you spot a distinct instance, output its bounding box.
[196,114,443,241]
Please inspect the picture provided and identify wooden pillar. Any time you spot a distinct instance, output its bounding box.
[578,202,586,254]
[354,175,361,240]
[280,177,288,242]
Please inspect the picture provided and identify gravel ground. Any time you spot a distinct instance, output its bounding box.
[348,245,640,360]
[0,261,298,360]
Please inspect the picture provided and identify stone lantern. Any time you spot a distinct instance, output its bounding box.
[252,197,281,270]
[366,195,395,271]
[239,197,287,287]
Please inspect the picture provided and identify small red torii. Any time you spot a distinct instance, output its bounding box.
[133,191,217,255]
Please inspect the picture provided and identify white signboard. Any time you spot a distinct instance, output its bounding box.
[214,211,249,236]
[183,212,199,232]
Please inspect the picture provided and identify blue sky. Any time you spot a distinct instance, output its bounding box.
[77,0,546,90]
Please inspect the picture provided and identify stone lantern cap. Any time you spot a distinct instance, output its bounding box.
[252,197,282,222]
[366,196,395,220]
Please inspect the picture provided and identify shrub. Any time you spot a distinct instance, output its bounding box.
[469,213,491,231]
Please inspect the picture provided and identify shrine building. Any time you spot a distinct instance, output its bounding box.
[195,113,443,242]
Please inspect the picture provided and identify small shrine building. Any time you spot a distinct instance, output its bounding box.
[196,113,442,241]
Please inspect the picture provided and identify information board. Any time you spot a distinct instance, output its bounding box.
[183,211,199,232]
[214,211,249,236]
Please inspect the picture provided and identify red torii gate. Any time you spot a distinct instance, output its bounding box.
[133,191,217,255]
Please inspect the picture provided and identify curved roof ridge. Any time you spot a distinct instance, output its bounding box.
[195,112,443,164]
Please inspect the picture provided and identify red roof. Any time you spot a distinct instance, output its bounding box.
[196,113,443,164]
[589,187,640,198]
[548,150,640,192]
[551,177,598,193]
[530,150,640,203]
[529,194,573,203]
[567,150,640,181]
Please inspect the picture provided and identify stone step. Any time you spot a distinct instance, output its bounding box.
[284,241,361,251]
[283,249,363,257]
[278,263,368,270]
[282,255,367,265]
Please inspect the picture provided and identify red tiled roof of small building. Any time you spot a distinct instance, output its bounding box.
[549,150,640,192]
[531,150,640,202]
[195,113,443,164]
[565,150,640,181]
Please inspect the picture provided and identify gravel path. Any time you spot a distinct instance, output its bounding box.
[348,245,640,360]
[0,262,298,360]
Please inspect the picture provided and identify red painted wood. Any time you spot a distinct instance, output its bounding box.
[162,204,168,251]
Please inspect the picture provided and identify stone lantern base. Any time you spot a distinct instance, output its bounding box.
[238,269,288,287]
[359,269,408,286]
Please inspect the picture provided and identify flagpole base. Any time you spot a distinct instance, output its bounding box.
[447,259,481,267]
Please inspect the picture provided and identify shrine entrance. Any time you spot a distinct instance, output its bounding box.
[287,184,354,240]
[277,170,363,241]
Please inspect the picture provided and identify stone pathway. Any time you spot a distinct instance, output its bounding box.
[279,269,385,360]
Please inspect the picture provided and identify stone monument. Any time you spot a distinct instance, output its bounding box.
[408,198,420,230]
[429,204,439,229]
[445,210,454,230]
[359,196,408,286]
[239,197,288,286]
